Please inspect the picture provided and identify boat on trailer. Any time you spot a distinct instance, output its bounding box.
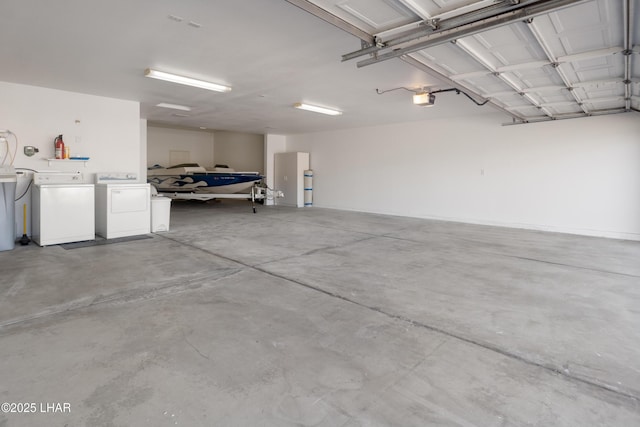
[147,164,280,213]
[147,164,263,194]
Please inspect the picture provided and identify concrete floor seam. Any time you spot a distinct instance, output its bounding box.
[158,234,261,270]
[380,233,640,278]
[494,254,640,278]
[254,266,640,403]
[0,269,243,334]
[3,203,639,425]
[252,235,380,269]
[158,233,640,404]
[256,209,406,239]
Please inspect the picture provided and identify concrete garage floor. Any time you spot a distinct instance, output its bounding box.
[1,200,639,426]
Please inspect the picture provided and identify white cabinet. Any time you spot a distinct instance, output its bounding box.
[274,152,309,207]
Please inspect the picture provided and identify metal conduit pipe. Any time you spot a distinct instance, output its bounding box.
[352,0,591,68]
[623,0,632,111]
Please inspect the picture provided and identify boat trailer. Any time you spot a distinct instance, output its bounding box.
[158,184,283,213]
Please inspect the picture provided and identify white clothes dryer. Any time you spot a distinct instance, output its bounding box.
[95,173,150,239]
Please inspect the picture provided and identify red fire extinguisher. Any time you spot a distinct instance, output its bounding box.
[54,134,65,159]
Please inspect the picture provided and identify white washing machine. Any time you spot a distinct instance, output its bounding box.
[95,173,150,239]
[32,172,95,246]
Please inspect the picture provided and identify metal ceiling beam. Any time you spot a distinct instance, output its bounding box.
[346,0,553,61]
[572,78,623,88]
[521,85,568,93]
[483,90,526,98]
[538,100,584,108]
[284,0,526,123]
[374,2,511,44]
[496,60,552,72]
[582,96,626,104]
[375,21,424,43]
[283,0,374,44]
[349,0,589,67]
[345,0,551,61]
[452,38,555,118]
[526,19,590,115]
[557,46,624,63]
[501,108,631,126]
[623,0,632,111]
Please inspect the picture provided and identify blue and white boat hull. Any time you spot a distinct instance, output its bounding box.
[148,172,263,194]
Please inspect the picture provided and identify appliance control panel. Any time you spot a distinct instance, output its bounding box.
[34,171,83,184]
[95,172,139,184]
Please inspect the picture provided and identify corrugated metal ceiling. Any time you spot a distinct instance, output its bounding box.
[291,0,639,123]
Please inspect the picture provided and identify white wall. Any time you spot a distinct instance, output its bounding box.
[286,112,640,240]
[213,131,264,173]
[0,81,142,238]
[0,81,141,180]
[147,125,214,169]
[146,126,265,173]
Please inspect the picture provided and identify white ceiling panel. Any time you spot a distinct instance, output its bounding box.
[416,43,487,75]
[535,0,624,55]
[336,0,416,30]
[573,80,625,100]
[583,97,626,110]
[457,74,513,96]
[564,55,626,83]
[505,104,547,117]
[508,66,565,90]
[534,89,577,106]
[465,23,549,67]
[541,103,584,115]
[563,2,624,51]
[633,55,640,80]
[397,0,490,19]
[308,0,419,33]
[489,92,531,107]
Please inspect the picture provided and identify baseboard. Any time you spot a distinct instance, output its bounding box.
[311,204,640,242]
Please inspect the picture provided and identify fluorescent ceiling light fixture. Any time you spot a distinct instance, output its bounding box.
[293,103,342,116]
[145,68,231,92]
[156,102,191,111]
[413,92,435,106]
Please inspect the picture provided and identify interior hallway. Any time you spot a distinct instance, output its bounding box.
[1,200,639,426]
